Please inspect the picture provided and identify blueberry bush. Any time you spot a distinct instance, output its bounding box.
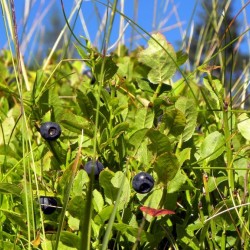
[0,2,250,250]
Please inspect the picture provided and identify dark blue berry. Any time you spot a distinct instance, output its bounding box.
[40,196,57,215]
[40,122,61,141]
[132,172,154,194]
[84,160,104,176]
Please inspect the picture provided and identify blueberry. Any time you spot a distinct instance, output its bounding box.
[84,160,104,176]
[40,122,61,141]
[132,172,154,194]
[40,196,57,215]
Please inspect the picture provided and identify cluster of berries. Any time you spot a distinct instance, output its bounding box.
[38,122,154,214]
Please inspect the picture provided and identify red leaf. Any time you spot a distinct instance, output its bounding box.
[140,206,175,217]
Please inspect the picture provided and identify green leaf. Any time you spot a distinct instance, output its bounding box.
[117,56,133,78]
[177,224,200,249]
[237,113,250,140]
[111,171,130,209]
[72,170,89,197]
[94,56,118,82]
[92,189,104,213]
[60,231,80,249]
[60,111,94,137]
[99,169,116,204]
[75,45,88,60]
[0,114,15,145]
[110,122,129,138]
[76,89,94,120]
[99,170,130,210]
[177,148,191,166]
[0,83,18,97]
[168,170,187,193]
[0,61,8,82]
[146,129,171,155]
[138,33,177,84]
[201,77,223,110]
[0,183,22,196]
[68,216,80,231]
[113,223,163,244]
[128,107,154,133]
[214,200,238,230]
[175,96,198,141]
[176,50,188,66]
[0,145,18,158]
[137,78,155,94]
[142,189,163,221]
[0,209,28,232]
[0,241,21,250]
[154,152,180,184]
[159,109,186,137]
[57,162,75,196]
[41,240,77,250]
[49,86,64,122]
[200,131,225,163]
[94,205,114,225]
[207,176,228,192]
[128,128,149,152]
[67,196,86,219]
[32,69,45,102]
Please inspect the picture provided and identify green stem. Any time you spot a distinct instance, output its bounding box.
[54,143,82,250]
[101,171,126,250]
[203,170,216,238]
[152,82,163,103]
[207,73,233,190]
[223,108,234,190]
[48,141,63,166]
[221,227,226,250]
[80,173,94,250]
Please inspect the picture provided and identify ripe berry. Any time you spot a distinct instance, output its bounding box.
[84,160,104,176]
[132,172,154,194]
[40,122,61,141]
[40,196,57,215]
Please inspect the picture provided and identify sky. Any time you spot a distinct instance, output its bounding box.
[0,0,249,60]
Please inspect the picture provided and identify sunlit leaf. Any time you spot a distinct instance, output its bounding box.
[159,109,186,136]
[207,176,228,192]
[60,111,94,137]
[154,152,180,184]
[99,170,116,205]
[0,210,28,232]
[94,56,118,82]
[71,170,89,197]
[76,89,94,120]
[113,223,164,244]
[92,189,104,213]
[146,129,171,155]
[111,122,129,138]
[94,205,114,225]
[0,183,21,196]
[60,231,80,249]
[200,131,225,162]
[168,170,188,193]
[142,189,163,221]
[111,171,130,209]
[67,196,86,219]
[138,33,177,84]
[175,96,198,141]
[237,113,250,141]
[176,50,188,66]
